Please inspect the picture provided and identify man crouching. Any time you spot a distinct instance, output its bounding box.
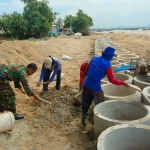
[0,63,40,120]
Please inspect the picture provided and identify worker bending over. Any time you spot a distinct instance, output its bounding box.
[0,63,40,120]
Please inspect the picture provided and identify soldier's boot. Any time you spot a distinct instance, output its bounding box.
[14,114,24,120]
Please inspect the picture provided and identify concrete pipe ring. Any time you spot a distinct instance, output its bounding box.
[94,100,150,139]
[143,86,150,99]
[111,61,122,66]
[133,76,150,90]
[102,83,141,102]
[101,73,133,84]
[97,124,150,150]
[117,54,139,60]
[115,51,131,55]
[125,70,135,77]
[143,86,150,105]
[111,57,120,62]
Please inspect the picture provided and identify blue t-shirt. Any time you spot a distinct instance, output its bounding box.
[84,56,111,91]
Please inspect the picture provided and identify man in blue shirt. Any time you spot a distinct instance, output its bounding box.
[81,46,129,130]
[37,56,62,93]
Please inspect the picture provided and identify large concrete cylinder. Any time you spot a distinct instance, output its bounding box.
[133,76,150,90]
[123,61,137,77]
[119,59,137,63]
[108,45,123,50]
[115,50,131,55]
[111,57,120,62]
[94,100,150,139]
[101,73,133,84]
[117,54,139,61]
[95,40,103,44]
[95,45,106,49]
[97,124,150,150]
[102,83,141,102]
[111,61,122,66]
[143,86,150,99]
[125,70,135,77]
[143,86,150,105]
[114,47,125,50]
[123,61,137,66]
[107,43,118,45]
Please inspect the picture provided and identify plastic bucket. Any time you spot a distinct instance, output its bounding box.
[0,111,15,132]
[74,33,79,39]
[54,73,64,81]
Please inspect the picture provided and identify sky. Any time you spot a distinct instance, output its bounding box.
[0,0,150,28]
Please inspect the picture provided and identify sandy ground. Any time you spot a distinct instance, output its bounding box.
[0,32,150,150]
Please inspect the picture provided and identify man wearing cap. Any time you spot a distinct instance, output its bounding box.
[37,56,62,93]
[81,46,129,131]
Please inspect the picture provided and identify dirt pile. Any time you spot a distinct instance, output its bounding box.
[0,33,149,150]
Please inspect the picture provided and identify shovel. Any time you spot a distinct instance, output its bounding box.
[30,82,51,105]
[39,98,51,105]
[129,84,150,104]
[74,91,82,105]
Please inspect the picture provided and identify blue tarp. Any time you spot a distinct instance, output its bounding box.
[114,65,135,73]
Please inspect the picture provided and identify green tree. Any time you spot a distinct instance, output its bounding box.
[56,18,63,28]
[63,9,93,34]
[0,0,58,39]
[0,12,27,38]
[22,0,57,37]
[28,11,50,37]
[63,15,75,28]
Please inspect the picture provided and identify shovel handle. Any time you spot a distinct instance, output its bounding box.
[39,98,52,105]
[129,84,141,92]
[74,91,82,98]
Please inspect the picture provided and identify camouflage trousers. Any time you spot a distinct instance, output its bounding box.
[0,82,16,113]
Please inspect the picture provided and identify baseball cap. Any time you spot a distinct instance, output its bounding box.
[44,57,52,68]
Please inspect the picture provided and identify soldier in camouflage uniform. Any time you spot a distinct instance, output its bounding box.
[0,63,40,120]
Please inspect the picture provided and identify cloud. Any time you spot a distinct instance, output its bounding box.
[0,0,150,28]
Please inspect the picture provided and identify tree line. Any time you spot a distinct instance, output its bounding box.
[0,0,93,39]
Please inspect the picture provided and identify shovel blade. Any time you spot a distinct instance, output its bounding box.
[74,97,81,105]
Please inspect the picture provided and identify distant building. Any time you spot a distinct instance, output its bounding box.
[49,25,59,36]
[60,28,69,35]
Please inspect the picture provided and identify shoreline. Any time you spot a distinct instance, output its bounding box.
[101,29,150,35]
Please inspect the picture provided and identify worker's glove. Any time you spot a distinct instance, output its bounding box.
[36,81,41,87]
[46,81,50,85]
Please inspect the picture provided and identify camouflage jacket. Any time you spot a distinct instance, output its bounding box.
[0,64,34,96]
